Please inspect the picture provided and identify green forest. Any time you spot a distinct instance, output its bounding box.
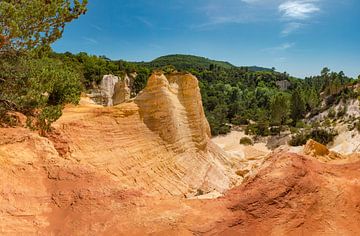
[1,0,359,145]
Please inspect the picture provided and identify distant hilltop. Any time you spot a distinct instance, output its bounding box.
[135,54,273,72]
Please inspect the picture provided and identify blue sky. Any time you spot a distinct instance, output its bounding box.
[53,0,360,78]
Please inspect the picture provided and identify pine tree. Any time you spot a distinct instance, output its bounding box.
[291,88,306,122]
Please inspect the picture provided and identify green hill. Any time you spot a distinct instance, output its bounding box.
[137,54,271,72]
[138,54,235,70]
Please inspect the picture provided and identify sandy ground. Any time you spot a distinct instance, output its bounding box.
[330,124,360,154]
[212,131,271,159]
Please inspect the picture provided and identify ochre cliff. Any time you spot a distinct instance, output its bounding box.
[1,72,360,235]
[51,72,239,196]
[135,72,211,151]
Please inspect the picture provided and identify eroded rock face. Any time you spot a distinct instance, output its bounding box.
[304,139,344,162]
[100,74,119,106]
[113,74,131,105]
[50,72,238,197]
[3,72,359,235]
[135,72,211,151]
[201,152,360,235]
[2,133,360,235]
[90,74,132,106]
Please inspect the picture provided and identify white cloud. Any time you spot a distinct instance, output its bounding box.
[279,1,320,19]
[193,0,321,35]
[263,42,295,52]
[281,22,304,35]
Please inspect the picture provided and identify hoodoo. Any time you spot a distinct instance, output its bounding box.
[135,72,211,151]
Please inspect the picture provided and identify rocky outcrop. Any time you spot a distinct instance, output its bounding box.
[200,152,360,235]
[100,74,119,106]
[276,80,291,91]
[89,74,132,106]
[3,72,360,235]
[304,139,344,162]
[51,72,238,196]
[113,74,131,105]
[135,72,211,151]
[2,133,360,235]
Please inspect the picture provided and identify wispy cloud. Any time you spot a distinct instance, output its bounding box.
[194,0,278,28]
[263,42,295,52]
[278,0,321,35]
[279,1,320,20]
[193,0,322,35]
[281,22,304,35]
[135,16,154,27]
[82,37,98,44]
[90,24,103,32]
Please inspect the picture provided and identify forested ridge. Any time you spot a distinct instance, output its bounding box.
[39,52,360,145]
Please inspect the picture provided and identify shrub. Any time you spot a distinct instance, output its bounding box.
[240,137,253,146]
[269,126,281,135]
[295,121,305,128]
[231,115,249,125]
[290,127,298,134]
[289,128,337,146]
[337,105,347,118]
[309,129,337,145]
[328,108,336,119]
[0,55,81,133]
[288,131,308,146]
[245,122,270,136]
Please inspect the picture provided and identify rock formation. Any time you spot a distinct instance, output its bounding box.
[304,139,345,162]
[52,72,239,196]
[1,72,360,235]
[99,74,119,106]
[135,72,211,151]
[89,74,132,106]
[113,74,131,105]
[198,151,360,235]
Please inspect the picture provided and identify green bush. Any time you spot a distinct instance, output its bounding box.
[288,131,309,146]
[328,108,336,119]
[309,129,337,145]
[231,115,249,125]
[289,128,337,146]
[245,122,270,136]
[295,121,305,128]
[240,137,253,146]
[337,106,347,118]
[269,126,281,135]
[0,55,81,133]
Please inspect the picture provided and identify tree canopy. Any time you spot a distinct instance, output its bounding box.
[0,0,87,132]
[0,0,87,52]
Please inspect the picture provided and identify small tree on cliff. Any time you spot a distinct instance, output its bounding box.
[0,1,87,132]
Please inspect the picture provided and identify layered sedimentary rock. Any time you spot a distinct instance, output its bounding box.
[2,131,359,235]
[113,74,131,105]
[135,72,211,151]
[2,72,360,235]
[52,72,238,196]
[199,152,360,235]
